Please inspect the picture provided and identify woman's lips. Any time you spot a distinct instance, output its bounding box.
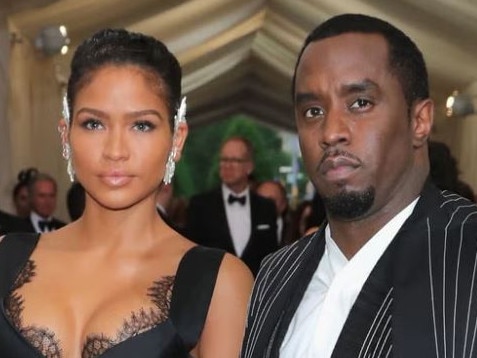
[99,173,133,187]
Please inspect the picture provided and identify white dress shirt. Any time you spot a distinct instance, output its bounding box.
[276,216,284,244]
[222,184,251,257]
[280,198,419,358]
[30,211,54,233]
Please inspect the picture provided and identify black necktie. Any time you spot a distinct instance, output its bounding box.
[228,194,246,205]
[38,220,52,232]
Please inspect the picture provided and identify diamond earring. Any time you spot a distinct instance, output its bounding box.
[163,147,177,185]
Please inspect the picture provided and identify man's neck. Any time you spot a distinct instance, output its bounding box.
[329,198,420,259]
[225,183,248,195]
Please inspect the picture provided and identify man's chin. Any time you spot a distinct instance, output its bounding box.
[322,187,375,220]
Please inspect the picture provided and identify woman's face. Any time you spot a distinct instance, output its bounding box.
[62,65,187,211]
[14,185,30,217]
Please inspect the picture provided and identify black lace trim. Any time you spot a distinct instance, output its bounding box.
[5,260,62,357]
[5,259,175,358]
[82,276,174,357]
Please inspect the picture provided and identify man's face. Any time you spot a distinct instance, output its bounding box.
[294,33,417,220]
[256,182,287,216]
[219,139,253,192]
[31,179,57,218]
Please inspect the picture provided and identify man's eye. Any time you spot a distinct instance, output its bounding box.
[304,107,324,118]
[350,98,372,110]
[133,121,155,132]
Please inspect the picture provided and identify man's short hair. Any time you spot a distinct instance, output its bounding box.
[28,172,57,195]
[221,136,254,161]
[292,13,429,112]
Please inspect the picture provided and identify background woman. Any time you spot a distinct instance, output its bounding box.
[0,29,253,357]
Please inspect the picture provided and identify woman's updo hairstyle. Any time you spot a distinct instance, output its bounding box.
[66,28,181,128]
[13,167,39,199]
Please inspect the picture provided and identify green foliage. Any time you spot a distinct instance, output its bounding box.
[177,114,292,197]
[174,160,195,197]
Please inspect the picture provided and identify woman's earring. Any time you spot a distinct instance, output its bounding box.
[163,147,177,185]
[62,142,71,160]
[163,97,187,185]
[62,143,75,183]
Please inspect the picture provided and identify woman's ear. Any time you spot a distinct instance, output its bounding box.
[172,122,188,161]
[412,98,434,148]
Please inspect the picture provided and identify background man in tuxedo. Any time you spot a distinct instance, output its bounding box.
[24,172,66,233]
[242,14,477,358]
[186,136,278,276]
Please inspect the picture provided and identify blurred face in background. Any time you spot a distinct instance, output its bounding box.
[14,185,30,217]
[256,181,288,216]
[30,179,57,218]
[219,138,253,193]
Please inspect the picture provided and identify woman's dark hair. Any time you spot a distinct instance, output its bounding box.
[12,167,38,199]
[67,182,86,221]
[67,28,182,127]
[292,14,429,114]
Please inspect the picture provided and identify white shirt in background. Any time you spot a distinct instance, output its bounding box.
[222,184,251,257]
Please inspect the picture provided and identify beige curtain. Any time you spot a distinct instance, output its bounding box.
[0,17,13,212]
[432,85,477,195]
[8,22,69,221]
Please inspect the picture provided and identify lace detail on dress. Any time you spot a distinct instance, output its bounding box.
[5,260,63,357]
[5,260,175,358]
[82,275,175,358]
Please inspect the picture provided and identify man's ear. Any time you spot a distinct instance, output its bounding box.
[172,122,188,161]
[246,161,254,176]
[412,98,434,148]
[58,118,69,146]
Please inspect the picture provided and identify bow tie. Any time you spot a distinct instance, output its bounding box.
[38,220,53,232]
[228,194,246,205]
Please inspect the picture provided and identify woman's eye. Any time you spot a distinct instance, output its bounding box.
[350,98,372,110]
[304,107,324,118]
[81,119,103,130]
[133,121,155,132]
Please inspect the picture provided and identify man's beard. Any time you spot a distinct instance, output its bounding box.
[322,187,375,220]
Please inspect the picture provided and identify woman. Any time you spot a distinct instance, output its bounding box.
[12,167,38,218]
[0,29,253,357]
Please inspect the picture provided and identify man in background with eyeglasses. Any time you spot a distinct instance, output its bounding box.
[186,136,278,276]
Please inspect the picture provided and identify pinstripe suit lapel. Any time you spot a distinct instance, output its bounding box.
[332,233,395,358]
[269,229,326,356]
[241,230,325,358]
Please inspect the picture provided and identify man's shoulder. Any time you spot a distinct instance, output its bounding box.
[52,217,67,227]
[0,210,14,221]
[250,191,275,207]
[190,188,221,202]
[435,190,477,223]
[0,211,30,234]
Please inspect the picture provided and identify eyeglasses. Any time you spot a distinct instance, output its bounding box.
[219,157,249,164]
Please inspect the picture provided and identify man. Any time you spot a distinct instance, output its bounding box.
[24,172,66,233]
[186,136,278,276]
[242,14,477,358]
[255,180,292,245]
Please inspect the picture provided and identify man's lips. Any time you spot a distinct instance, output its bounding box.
[319,153,361,181]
